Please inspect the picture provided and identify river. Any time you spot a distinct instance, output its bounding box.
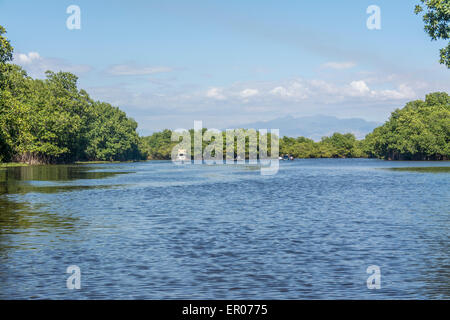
[0,159,448,299]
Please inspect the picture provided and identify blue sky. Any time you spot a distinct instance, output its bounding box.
[1,0,449,134]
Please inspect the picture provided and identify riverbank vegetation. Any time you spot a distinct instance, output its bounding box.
[141,92,449,161]
[141,130,367,160]
[0,26,145,164]
[1,25,449,164]
[364,92,449,160]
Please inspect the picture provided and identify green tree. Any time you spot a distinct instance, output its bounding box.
[0,25,15,161]
[320,133,365,158]
[415,0,450,67]
[85,102,143,161]
[0,25,145,164]
[141,129,175,160]
[364,92,450,160]
[0,25,13,64]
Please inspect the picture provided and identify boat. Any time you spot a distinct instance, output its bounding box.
[281,154,294,161]
[176,149,187,162]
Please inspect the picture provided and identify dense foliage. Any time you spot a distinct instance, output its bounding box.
[0,26,145,163]
[280,133,365,158]
[364,92,449,160]
[141,129,277,160]
[415,0,450,68]
[142,129,365,160]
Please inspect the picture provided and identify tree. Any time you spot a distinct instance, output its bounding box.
[141,129,175,160]
[415,0,450,68]
[0,25,15,161]
[320,133,365,158]
[0,25,145,164]
[364,92,450,160]
[0,25,13,64]
[85,102,143,161]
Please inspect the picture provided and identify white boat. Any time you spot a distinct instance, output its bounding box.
[176,149,187,161]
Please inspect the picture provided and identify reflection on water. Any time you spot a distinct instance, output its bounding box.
[0,196,77,240]
[384,166,450,173]
[0,165,130,195]
[0,165,131,183]
[0,182,124,195]
[0,160,449,299]
[0,165,130,250]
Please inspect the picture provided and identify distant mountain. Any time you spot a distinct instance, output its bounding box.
[229,115,381,140]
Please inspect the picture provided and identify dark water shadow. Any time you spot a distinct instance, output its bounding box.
[382,167,450,173]
[0,165,132,182]
[0,165,132,252]
[0,197,78,235]
[0,181,123,195]
[0,165,131,195]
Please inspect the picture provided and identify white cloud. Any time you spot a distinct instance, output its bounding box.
[239,88,259,98]
[206,87,226,100]
[346,80,416,100]
[13,51,92,78]
[90,77,424,119]
[349,80,371,96]
[107,64,173,76]
[200,78,420,108]
[321,61,356,70]
[15,52,41,64]
[270,81,309,99]
[309,79,339,95]
[378,84,416,100]
[87,73,448,132]
[270,86,289,97]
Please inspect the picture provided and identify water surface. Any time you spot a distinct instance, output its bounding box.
[0,159,449,299]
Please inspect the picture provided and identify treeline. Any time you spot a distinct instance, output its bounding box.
[364,92,449,160]
[141,92,449,161]
[0,26,145,164]
[280,133,365,158]
[141,130,365,160]
[141,129,279,160]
